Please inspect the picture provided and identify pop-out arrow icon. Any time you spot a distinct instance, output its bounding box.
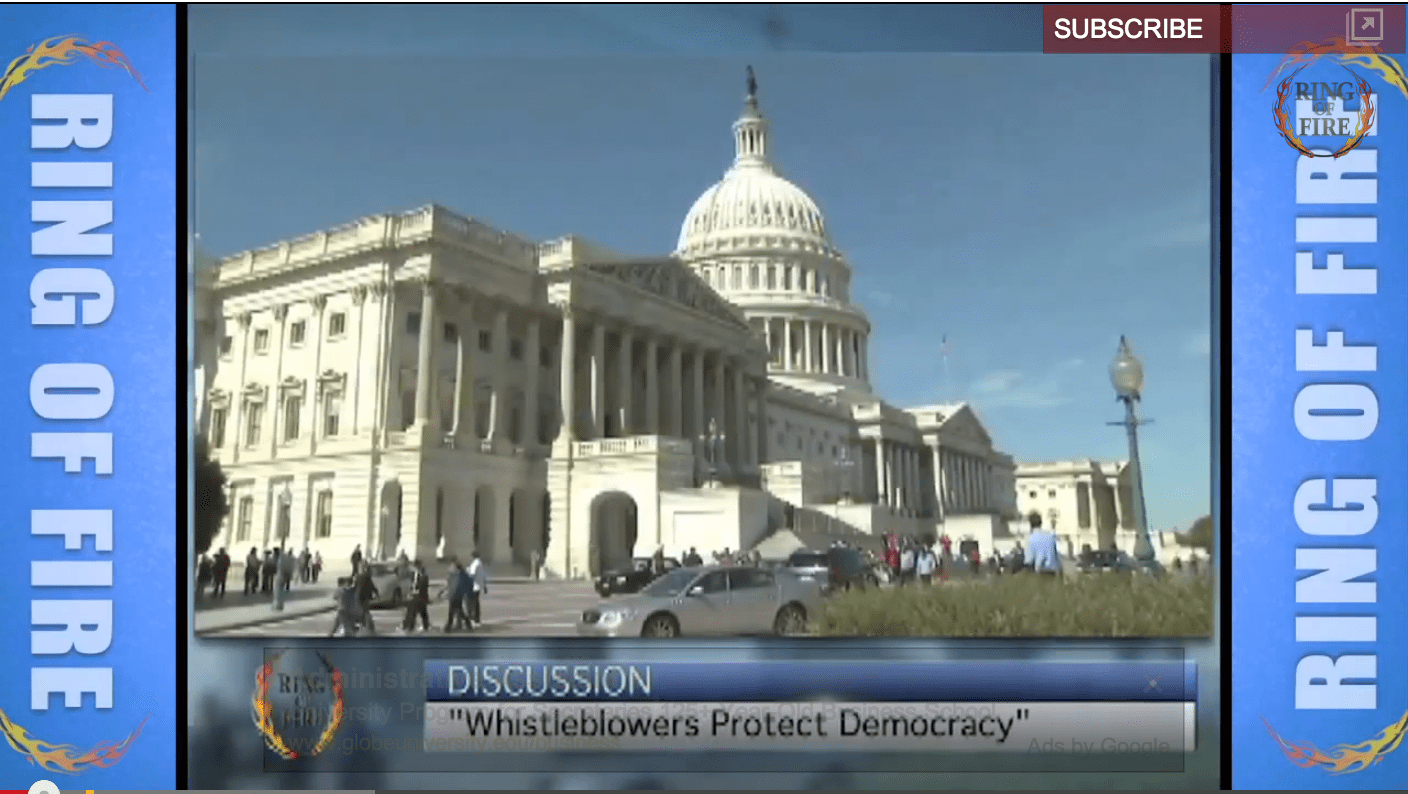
[1363,16,1376,30]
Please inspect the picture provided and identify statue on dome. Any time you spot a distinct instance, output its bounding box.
[746,65,757,100]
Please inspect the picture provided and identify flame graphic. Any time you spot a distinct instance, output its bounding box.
[0,35,147,103]
[1265,709,1408,774]
[0,708,147,775]
[1262,36,1408,99]
[251,651,345,760]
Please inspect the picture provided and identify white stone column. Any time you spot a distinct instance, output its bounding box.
[732,364,747,469]
[557,305,576,442]
[591,321,606,438]
[750,377,763,466]
[487,307,509,442]
[838,329,849,377]
[452,294,476,441]
[881,440,894,507]
[820,323,831,374]
[668,344,684,437]
[617,329,633,435]
[645,337,660,434]
[523,318,540,446]
[412,280,437,429]
[871,439,885,504]
[785,320,796,371]
[712,354,727,460]
[803,321,814,373]
[691,347,705,440]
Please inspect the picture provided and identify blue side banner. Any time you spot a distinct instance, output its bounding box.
[1233,45,1408,790]
[0,5,174,791]
[423,660,1196,702]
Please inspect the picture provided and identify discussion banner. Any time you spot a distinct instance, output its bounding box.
[0,5,176,791]
[1232,41,1408,790]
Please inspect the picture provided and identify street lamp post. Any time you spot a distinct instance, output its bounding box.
[1107,336,1158,569]
[277,482,293,548]
[698,418,725,487]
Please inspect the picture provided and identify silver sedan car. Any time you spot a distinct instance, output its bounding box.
[577,565,824,638]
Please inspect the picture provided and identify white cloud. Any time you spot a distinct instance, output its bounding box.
[970,357,1087,409]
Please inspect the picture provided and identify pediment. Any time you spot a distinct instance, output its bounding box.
[586,259,751,332]
[938,404,993,449]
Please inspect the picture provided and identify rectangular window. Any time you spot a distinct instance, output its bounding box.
[444,322,458,342]
[244,403,263,446]
[289,320,306,345]
[323,393,341,437]
[328,312,347,337]
[402,391,416,431]
[210,407,227,448]
[406,312,421,335]
[509,339,524,361]
[253,329,270,353]
[540,345,552,368]
[219,335,233,357]
[283,397,302,441]
[236,496,254,542]
[316,490,334,538]
[478,330,492,352]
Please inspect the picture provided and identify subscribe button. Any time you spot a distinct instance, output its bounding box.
[1044,5,1225,53]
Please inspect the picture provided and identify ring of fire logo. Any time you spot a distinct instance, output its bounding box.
[1263,36,1408,159]
[252,651,346,760]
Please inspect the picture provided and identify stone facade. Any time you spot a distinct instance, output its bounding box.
[194,78,1023,578]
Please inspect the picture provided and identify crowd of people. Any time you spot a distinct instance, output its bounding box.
[194,545,324,608]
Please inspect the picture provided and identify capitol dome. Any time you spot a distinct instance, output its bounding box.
[675,86,834,256]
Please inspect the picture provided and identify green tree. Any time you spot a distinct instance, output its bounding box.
[194,438,227,555]
[1180,514,1213,550]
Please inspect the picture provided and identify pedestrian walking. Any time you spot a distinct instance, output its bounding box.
[244,547,260,595]
[355,568,379,635]
[273,548,296,611]
[299,548,312,583]
[212,548,230,597]
[916,544,936,585]
[899,544,916,586]
[444,559,469,632]
[328,577,362,637]
[196,555,212,600]
[1023,512,1063,578]
[402,559,431,633]
[465,550,487,628]
[261,549,276,593]
[350,544,364,577]
[312,551,323,583]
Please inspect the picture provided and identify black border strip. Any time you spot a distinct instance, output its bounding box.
[1216,43,1234,792]
[175,3,191,790]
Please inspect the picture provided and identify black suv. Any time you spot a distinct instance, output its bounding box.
[595,557,680,597]
[785,547,877,594]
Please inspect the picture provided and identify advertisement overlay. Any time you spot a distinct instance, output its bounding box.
[0,5,176,792]
[1232,32,1408,792]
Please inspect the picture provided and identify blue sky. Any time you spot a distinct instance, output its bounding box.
[191,6,1212,531]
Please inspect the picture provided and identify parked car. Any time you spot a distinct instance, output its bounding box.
[1077,549,1164,575]
[578,565,824,638]
[595,557,681,597]
[365,562,414,607]
[782,547,878,594]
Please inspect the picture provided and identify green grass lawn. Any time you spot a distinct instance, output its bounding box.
[817,572,1214,638]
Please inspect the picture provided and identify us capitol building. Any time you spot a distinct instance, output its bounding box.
[194,73,1172,578]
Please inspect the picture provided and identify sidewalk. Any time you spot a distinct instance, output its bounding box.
[193,582,339,634]
[192,565,555,634]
